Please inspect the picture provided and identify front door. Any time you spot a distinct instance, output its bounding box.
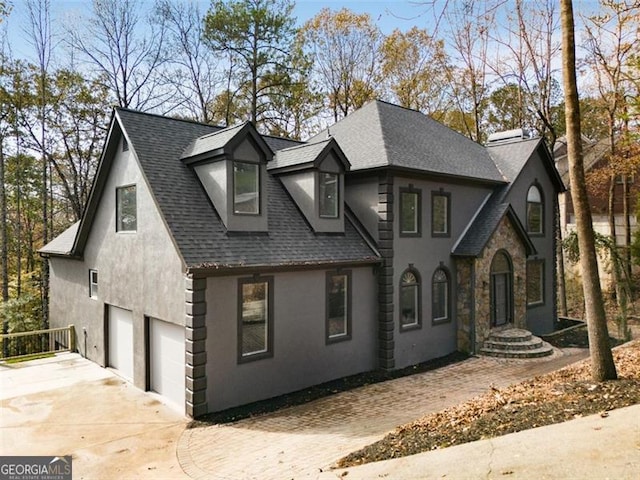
[491,251,512,327]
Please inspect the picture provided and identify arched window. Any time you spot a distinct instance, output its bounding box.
[432,267,450,324]
[400,268,421,329]
[527,185,543,234]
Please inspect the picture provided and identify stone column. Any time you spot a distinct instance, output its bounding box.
[377,173,395,370]
[185,275,207,418]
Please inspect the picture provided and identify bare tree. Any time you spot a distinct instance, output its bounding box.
[560,0,617,381]
[67,0,167,110]
[156,0,222,123]
[24,0,52,328]
[441,1,497,143]
[582,0,640,285]
[299,8,380,122]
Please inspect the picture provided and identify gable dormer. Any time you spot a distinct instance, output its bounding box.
[269,138,350,233]
[181,122,273,233]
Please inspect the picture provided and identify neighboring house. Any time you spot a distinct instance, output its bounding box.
[555,136,639,283]
[40,100,564,417]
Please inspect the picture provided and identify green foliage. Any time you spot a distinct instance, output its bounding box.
[1,291,42,333]
[203,0,299,128]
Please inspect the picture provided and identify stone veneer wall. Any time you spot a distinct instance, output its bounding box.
[185,275,208,417]
[377,173,395,370]
[455,258,474,353]
[456,217,528,353]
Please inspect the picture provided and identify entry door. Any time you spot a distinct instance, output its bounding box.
[108,305,134,381]
[490,251,513,327]
[493,273,510,326]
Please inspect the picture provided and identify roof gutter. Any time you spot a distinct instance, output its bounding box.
[186,257,381,277]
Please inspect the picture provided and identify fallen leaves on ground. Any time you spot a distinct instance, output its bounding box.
[337,340,640,468]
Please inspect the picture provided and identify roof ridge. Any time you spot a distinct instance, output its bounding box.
[276,139,332,153]
[115,107,226,129]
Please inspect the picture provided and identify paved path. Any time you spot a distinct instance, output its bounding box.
[177,348,589,480]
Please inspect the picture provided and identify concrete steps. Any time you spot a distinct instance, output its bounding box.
[480,328,554,359]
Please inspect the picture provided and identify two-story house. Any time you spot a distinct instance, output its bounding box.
[41,100,564,417]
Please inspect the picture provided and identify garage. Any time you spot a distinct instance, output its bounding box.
[108,305,134,381]
[149,318,185,411]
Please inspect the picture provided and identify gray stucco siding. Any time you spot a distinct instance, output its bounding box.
[48,141,186,390]
[392,176,492,368]
[204,267,377,412]
[503,152,558,334]
[345,175,381,241]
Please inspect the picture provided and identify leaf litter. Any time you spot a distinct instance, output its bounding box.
[337,340,640,468]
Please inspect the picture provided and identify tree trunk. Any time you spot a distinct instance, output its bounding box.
[0,136,7,304]
[560,0,617,381]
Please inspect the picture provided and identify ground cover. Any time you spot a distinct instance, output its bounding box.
[337,338,640,467]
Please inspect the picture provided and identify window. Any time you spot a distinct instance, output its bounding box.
[116,185,137,232]
[432,191,450,237]
[89,269,98,299]
[234,161,260,214]
[399,187,421,236]
[432,267,450,324]
[527,259,544,306]
[526,185,543,234]
[238,276,273,361]
[319,172,339,218]
[326,271,351,342]
[400,268,421,329]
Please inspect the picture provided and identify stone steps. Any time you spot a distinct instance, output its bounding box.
[480,328,554,359]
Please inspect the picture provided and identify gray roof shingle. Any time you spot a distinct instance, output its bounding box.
[309,100,506,183]
[40,222,80,256]
[452,187,535,257]
[486,138,540,183]
[114,109,378,269]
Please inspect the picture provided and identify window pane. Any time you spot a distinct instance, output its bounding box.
[400,284,418,326]
[117,185,137,232]
[432,194,448,234]
[400,192,418,234]
[527,261,543,305]
[241,281,268,356]
[89,270,98,298]
[234,162,259,214]
[527,186,542,233]
[400,270,419,327]
[319,173,339,218]
[432,269,448,321]
[527,203,542,233]
[328,274,348,337]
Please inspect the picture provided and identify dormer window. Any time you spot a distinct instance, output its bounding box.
[319,172,338,218]
[234,161,260,215]
[181,122,273,232]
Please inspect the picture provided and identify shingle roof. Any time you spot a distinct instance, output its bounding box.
[269,139,334,171]
[181,122,246,159]
[486,138,540,183]
[309,100,506,183]
[452,187,535,257]
[108,109,378,269]
[40,222,80,256]
[268,138,350,173]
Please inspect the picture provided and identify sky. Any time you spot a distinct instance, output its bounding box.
[1,0,603,67]
[2,0,435,62]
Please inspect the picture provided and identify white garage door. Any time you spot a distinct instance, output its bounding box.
[150,319,185,411]
[108,305,134,382]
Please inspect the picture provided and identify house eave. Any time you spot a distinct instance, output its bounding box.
[186,257,381,277]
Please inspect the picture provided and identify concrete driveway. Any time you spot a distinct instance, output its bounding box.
[0,353,188,479]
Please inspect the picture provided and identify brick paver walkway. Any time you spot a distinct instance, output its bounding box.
[177,349,589,480]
